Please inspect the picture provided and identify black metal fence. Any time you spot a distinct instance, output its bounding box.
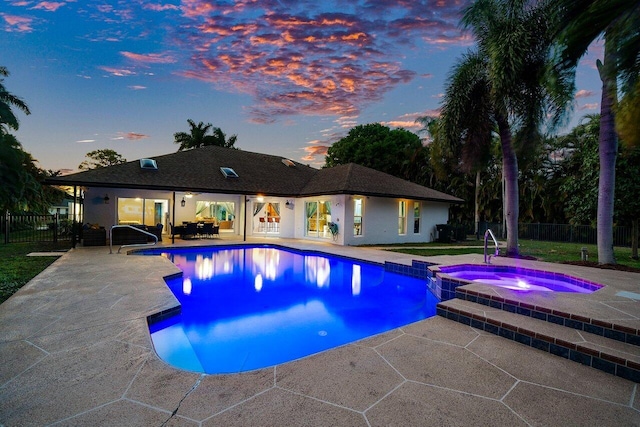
[1,212,74,244]
[477,222,633,247]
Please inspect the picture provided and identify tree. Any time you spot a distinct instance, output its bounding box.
[0,66,31,134]
[438,0,571,255]
[0,133,54,213]
[78,149,127,170]
[174,119,238,151]
[325,123,423,178]
[550,0,640,263]
[558,116,601,225]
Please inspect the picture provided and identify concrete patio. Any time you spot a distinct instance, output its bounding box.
[0,239,639,426]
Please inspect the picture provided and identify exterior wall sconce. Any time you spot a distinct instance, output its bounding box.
[285,200,293,207]
[181,197,186,207]
[103,194,110,204]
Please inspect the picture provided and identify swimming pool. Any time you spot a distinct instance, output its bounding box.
[144,245,438,374]
[437,264,603,293]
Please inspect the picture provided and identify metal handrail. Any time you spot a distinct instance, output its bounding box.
[109,225,158,254]
[484,229,499,264]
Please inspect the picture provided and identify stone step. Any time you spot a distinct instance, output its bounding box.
[437,298,640,383]
[454,286,640,347]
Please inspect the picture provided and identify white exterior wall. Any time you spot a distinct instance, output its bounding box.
[342,197,451,246]
[83,187,452,245]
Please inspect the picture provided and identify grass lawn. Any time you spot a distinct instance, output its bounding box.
[0,242,72,304]
[382,239,640,270]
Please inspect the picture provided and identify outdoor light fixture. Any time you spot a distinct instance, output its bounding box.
[285,200,292,207]
[103,194,110,204]
[181,197,186,207]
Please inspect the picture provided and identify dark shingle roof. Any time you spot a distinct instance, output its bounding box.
[300,163,463,202]
[47,146,317,196]
[47,146,462,203]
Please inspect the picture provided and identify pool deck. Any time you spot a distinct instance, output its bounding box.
[1,238,639,426]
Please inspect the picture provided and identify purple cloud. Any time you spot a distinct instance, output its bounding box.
[176,0,469,122]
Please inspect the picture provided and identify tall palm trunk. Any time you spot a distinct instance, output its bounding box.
[474,169,480,236]
[496,113,519,256]
[597,35,618,264]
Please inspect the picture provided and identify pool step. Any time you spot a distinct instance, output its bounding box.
[437,298,640,382]
[454,286,640,347]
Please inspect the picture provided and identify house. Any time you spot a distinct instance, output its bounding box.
[46,145,463,246]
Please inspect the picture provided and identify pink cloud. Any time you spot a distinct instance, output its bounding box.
[128,85,147,90]
[120,132,150,140]
[302,143,330,162]
[31,2,66,12]
[121,51,177,64]
[575,89,594,99]
[1,13,35,32]
[381,120,423,129]
[579,103,599,111]
[176,0,470,122]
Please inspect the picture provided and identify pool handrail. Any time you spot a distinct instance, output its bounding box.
[484,229,499,264]
[109,225,158,254]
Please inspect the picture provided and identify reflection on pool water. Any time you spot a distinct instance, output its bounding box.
[143,245,438,374]
[438,264,603,293]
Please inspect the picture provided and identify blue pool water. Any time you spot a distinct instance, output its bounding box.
[144,245,438,374]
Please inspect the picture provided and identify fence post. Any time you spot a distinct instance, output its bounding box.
[4,211,8,244]
[54,213,58,244]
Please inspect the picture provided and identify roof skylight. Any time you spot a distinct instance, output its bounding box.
[139,158,158,170]
[220,167,239,178]
[140,159,158,170]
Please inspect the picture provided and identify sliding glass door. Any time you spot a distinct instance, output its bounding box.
[305,201,332,238]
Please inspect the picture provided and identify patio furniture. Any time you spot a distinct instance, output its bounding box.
[112,226,148,245]
[184,222,199,239]
[201,222,214,238]
[212,225,220,238]
[83,228,106,246]
[219,220,233,230]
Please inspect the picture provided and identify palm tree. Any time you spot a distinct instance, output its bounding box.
[550,0,640,264]
[174,119,213,151]
[0,66,31,134]
[438,0,571,256]
[211,127,238,149]
[174,119,238,151]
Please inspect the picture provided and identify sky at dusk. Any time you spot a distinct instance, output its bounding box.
[2,0,603,174]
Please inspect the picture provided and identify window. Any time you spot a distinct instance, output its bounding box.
[398,201,407,235]
[413,201,420,233]
[117,198,167,227]
[353,198,363,236]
